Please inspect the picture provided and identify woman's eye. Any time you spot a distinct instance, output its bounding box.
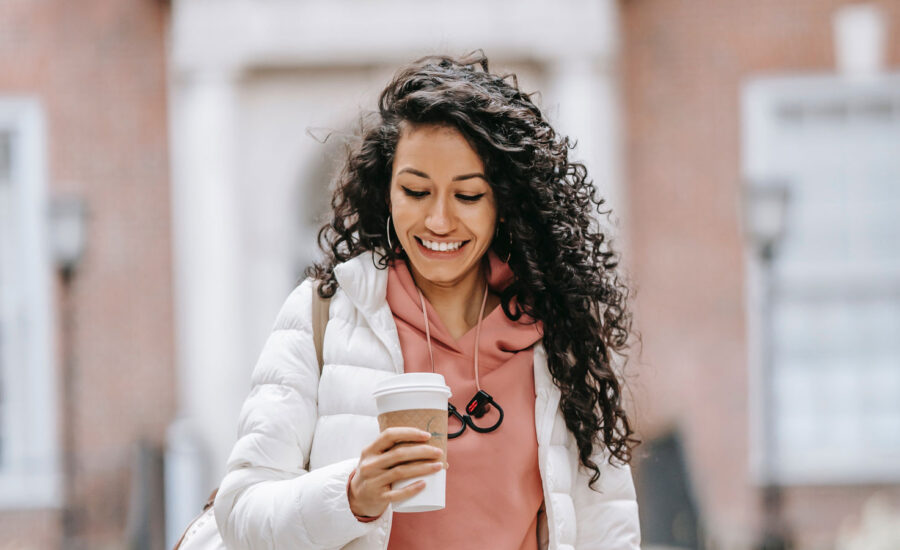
[402,187,429,198]
[401,186,483,202]
[456,193,485,203]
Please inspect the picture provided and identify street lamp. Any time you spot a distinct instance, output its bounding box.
[742,180,792,550]
[743,183,790,260]
[49,195,87,279]
[49,194,87,546]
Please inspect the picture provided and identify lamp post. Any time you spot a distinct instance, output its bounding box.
[49,195,87,549]
[742,181,792,550]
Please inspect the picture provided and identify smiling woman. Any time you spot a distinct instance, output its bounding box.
[212,51,641,550]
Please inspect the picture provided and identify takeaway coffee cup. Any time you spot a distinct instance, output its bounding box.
[372,373,451,512]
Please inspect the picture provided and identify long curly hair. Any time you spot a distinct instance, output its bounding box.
[306,51,639,489]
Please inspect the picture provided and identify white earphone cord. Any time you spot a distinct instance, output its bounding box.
[416,281,490,391]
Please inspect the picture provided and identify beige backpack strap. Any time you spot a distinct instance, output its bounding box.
[311,280,332,373]
[172,488,219,549]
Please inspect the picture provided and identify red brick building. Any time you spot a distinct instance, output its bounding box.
[623,1,900,549]
[0,0,175,548]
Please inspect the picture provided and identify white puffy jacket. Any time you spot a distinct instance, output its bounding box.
[213,251,641,550]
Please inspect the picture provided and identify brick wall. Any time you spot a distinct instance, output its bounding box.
[0,0,175,548]
[621,1,900,549]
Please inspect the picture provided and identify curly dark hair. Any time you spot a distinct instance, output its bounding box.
[306,51,639,489]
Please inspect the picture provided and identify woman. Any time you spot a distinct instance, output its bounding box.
[213,52,640,549]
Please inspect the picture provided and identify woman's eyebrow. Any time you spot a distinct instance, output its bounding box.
[397,167,487,181]
[452,172,487,182]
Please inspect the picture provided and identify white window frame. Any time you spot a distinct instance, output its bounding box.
[742,73,900,486]
[0,98,60,508]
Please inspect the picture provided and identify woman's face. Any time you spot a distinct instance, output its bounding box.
[388,124,497,289]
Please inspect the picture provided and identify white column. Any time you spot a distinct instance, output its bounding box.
[546,55,627,244]
[165,68,245,546]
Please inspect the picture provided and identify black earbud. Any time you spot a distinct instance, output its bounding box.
[464,391,503,433]
[465,390,493,418]
[447,391,504,438]
[447,403,467,439]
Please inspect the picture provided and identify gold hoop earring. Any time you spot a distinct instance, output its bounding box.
[495,224,512,263]
[386,214,394,251]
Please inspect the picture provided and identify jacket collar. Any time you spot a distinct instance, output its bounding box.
[332,250,389,315]
[333,250,405,373]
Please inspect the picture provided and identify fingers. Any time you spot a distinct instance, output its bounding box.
[383,480,427,503]
[368,427,431,454]
[370,442,444,471]
[357,444,442,485]
[352,427,445,516]
[375,459,444,487]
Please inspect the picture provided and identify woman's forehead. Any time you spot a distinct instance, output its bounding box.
[393,124,485,175]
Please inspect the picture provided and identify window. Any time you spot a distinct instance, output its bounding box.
[0,98,59,507]
[743,75,900,484]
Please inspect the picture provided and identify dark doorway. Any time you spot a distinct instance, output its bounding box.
[634,430,704,549]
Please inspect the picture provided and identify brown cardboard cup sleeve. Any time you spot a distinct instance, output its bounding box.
[377,408,448,467]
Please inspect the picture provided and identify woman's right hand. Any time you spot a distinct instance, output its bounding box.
[348,427,445,518]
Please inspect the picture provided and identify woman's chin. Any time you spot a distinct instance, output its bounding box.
[406,254,482,287]
[407,263,467,287]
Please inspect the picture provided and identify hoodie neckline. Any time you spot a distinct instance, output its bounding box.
[386,250,543,366]
[390,256,502,352]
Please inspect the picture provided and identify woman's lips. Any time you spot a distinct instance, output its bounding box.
[414,237,470,259]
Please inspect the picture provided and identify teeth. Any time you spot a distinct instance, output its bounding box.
[421,239,464,252]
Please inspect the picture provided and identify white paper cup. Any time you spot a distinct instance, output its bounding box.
[373,373,451,512]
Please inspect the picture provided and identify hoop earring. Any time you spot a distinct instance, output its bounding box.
[386,214,394,251]
[495,224,512,263]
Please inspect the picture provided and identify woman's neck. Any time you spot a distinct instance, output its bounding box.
[409,260,494,340]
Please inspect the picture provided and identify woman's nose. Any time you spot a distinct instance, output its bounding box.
[425,197,454,234]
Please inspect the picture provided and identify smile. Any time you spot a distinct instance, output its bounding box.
[414,237,470,256]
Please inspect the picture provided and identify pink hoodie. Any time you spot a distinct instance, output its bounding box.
[384,251,545,549]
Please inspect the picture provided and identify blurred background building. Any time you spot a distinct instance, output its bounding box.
[0,1,174,549]
[623,1,900,549]
[0,0,897,549]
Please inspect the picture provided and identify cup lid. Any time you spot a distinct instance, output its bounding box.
[373,372,451,398]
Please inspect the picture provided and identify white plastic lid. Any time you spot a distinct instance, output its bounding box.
[372,372,451,398]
